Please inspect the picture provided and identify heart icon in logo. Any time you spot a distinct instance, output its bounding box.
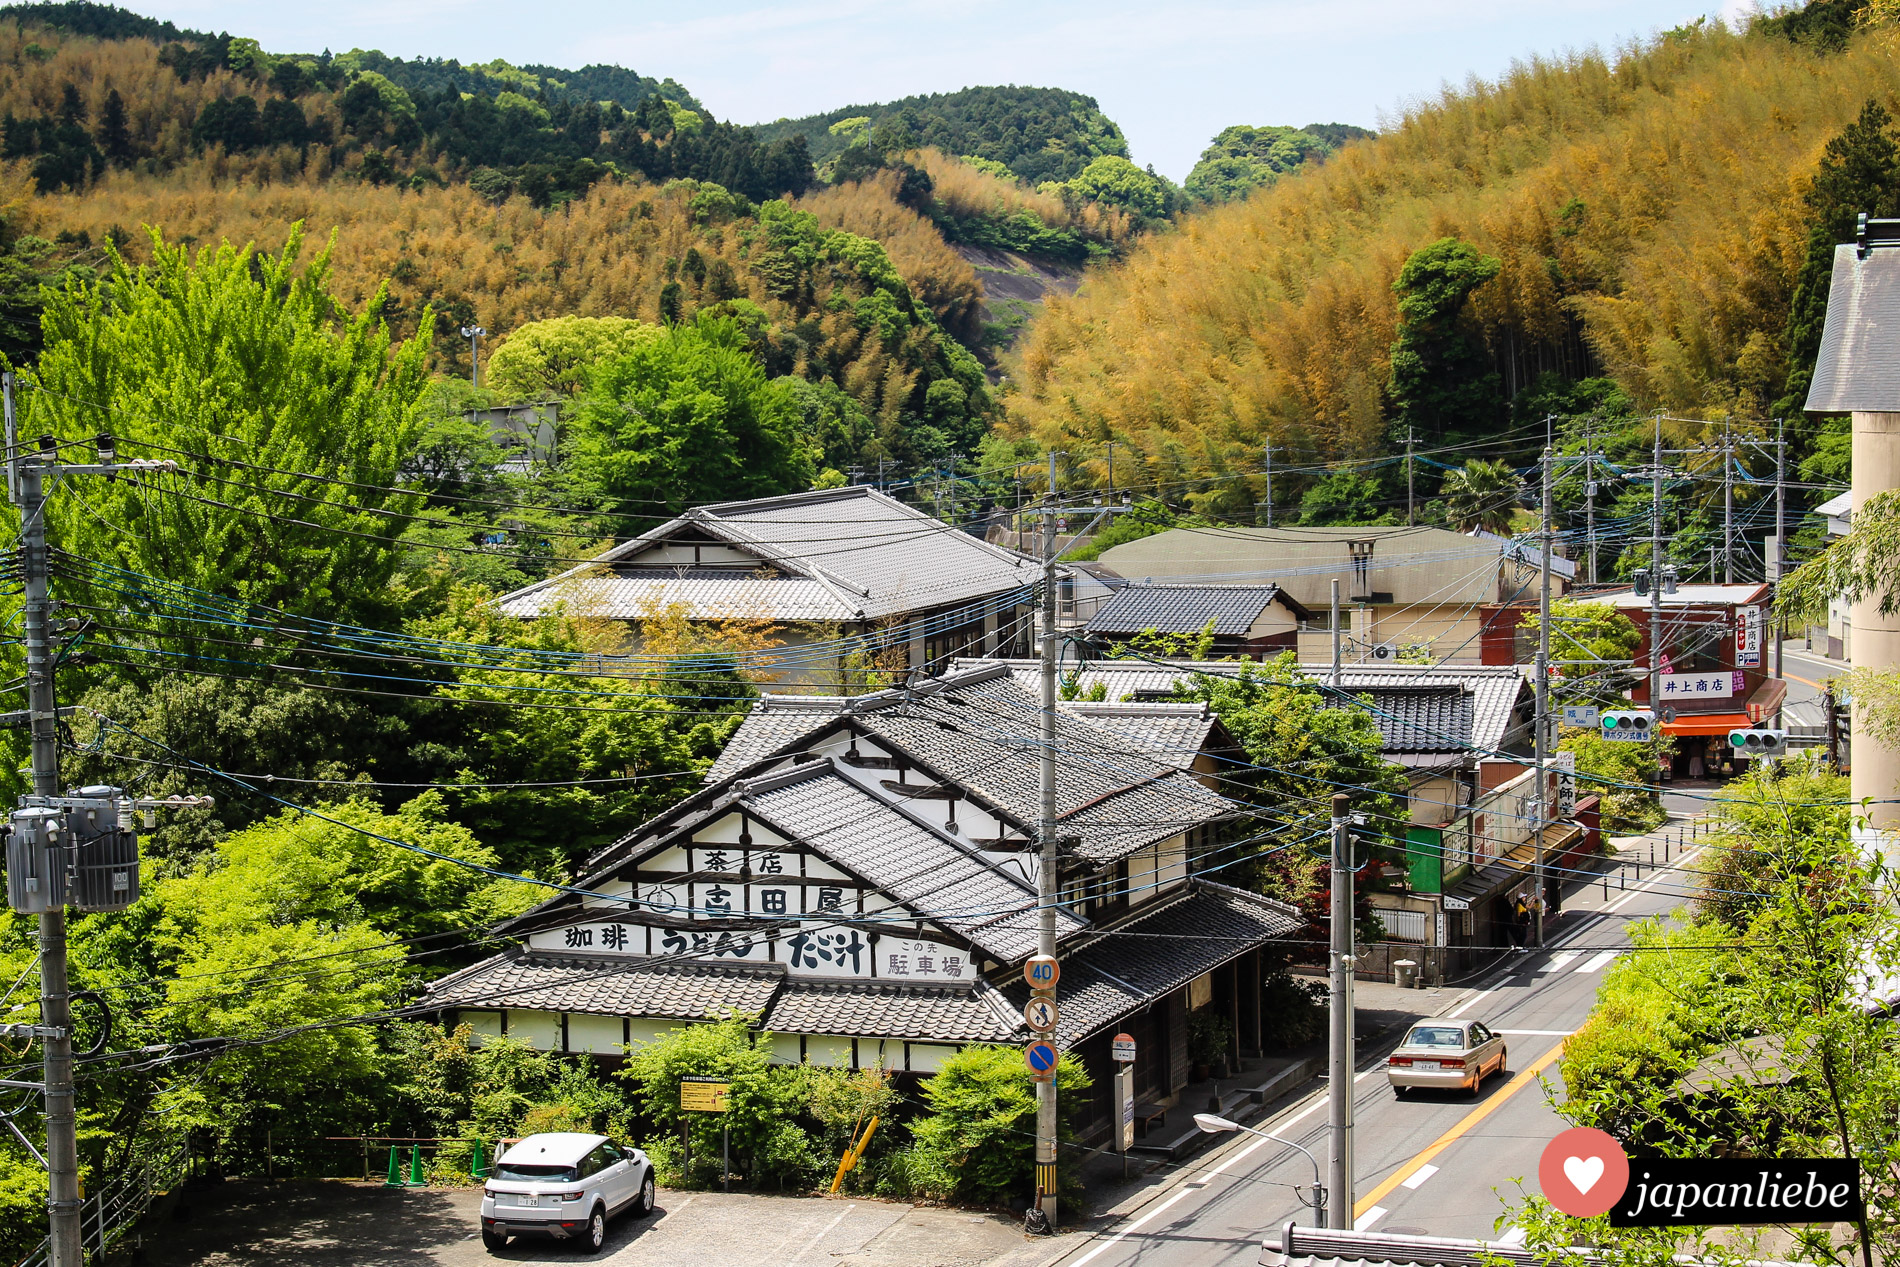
[1563,1154,1605,1194]
[1540,1127,1627,1217]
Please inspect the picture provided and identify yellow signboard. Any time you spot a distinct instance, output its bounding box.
[680,1079,731,1113]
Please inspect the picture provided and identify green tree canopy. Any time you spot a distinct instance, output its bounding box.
[567,313,813,526]
[1298,468,1393,525]
[486,315,661,400]
[23,224,432,626]
[1065,155,1175,218]
[1388,238,1503,444]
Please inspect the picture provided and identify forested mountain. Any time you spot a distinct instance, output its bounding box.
[750,85,1128,184]
[1007,8,1900,521]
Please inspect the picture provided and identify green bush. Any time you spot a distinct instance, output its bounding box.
[893,1045,1092,1208]
[1260,972,1328,1049]
[617,1016,824,1191]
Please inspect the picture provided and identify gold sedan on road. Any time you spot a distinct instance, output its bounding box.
[1385,1018,1508,1097]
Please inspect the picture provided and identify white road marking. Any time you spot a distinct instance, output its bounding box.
[1447,985,1498,1019]
[1401,1164,1439,1190]
[1602,844,1704,915]
[1354,1206,1388,1231]
[784,1204,853,1265]
[1541,951,1580,973]
[1497,1029,1570,1036]
[1576,951,1619,974]
[1499,1226,1528,1245]
[1063,1186,1197,1267]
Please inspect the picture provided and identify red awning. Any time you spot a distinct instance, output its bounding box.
[1662,712,1751,737]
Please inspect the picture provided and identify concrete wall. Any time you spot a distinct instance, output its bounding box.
[1854,411,1900,837]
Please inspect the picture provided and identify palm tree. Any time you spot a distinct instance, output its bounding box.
[1439,459,1522,534]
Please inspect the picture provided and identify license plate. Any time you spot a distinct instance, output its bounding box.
[1415,1060,1441,1071]
[518,1195,537,1207]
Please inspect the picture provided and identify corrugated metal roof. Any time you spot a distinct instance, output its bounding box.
[1578,583,1772,608]
[1086,584,1296,636]
[959,659,1528,759]
[1807,243,1900,413]
[495,487,1038,623]
[1098,526,1517,608]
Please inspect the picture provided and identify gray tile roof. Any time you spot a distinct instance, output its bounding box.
[1807,242,1900,412]
[742,763,1084,960]
[959,659,1529,760]
[494,487,1038,623]
[766,978,1020,1043]
[1004,883,1303,1046]
[1085,584,1299,636]
[1062,702,1219,765]
[427,953,783,1019]
[705,666,1241,864]
[427,953,1026,1043]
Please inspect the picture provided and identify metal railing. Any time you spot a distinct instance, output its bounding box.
[13,1138,189,1267]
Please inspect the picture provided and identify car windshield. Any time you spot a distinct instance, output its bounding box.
[1406,1026,1467,1049]
[494,1162,578,1183]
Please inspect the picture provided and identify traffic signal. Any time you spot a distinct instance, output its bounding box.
[1727,729,1787,757]
[1600,710,1656,742]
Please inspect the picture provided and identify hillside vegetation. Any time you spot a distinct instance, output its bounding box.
[1007,16,1899,502]
[751,85,1128,184]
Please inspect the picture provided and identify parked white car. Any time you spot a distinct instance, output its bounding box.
[480,1131,655,1253]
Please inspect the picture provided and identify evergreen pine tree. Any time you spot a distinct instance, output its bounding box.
[96,88,132,163]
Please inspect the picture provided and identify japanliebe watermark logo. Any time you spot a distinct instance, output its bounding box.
[1537,1130,1863,1228]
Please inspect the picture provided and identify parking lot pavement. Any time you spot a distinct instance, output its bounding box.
[132,1179,1043,1267]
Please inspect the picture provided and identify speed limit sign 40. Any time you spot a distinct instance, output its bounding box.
[1023,955,1059,989]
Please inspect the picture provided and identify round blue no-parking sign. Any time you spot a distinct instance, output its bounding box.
[1025,1041,1059,1076]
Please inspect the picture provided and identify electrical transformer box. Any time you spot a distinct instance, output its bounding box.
[4,806,67,914]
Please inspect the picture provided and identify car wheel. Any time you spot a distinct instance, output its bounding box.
[1392,1085,1409,1099]
[1498,1048,1509,1077]
[1471,1063,1484,1095]
[481,1226,508,1252]
[634,1172,656,1217]
[586,1204,607,1252]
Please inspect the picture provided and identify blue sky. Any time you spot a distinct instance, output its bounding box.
[144,0,1756,180]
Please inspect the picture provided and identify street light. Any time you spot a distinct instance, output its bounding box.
[1194,1113,1327,1223]
[460,325,487,389]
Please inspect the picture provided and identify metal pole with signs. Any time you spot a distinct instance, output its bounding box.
[1111,1032,1136,1177]
[680,1077,732,1192]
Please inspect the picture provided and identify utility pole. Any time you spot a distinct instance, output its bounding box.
[1263,443,1279,528]
[1327,791,1355,1229]
[1722,419,1734,585]
[14,389,78,1267]
[5,376,189,1267]
[1405,425,1415,527]
[1105,440,1116,503]
[1583,421,1598,586]
[1650,420,1664,701]
[1773,421,1787,723]
[1330,579,1342,690]
[1034,449,1061,1232]
[1532,446,1553,946]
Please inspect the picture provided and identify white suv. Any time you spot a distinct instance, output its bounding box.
[480,1131,656,1253]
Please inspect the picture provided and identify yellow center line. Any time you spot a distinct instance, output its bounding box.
[1783,670,1824,691]
[1354,1040,1569,1218]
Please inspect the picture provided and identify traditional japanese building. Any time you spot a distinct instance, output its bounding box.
[426,665,1302,1139]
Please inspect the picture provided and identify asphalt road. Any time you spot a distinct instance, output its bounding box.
[1779,643,1843,731]
[1050,820,1705,1267]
